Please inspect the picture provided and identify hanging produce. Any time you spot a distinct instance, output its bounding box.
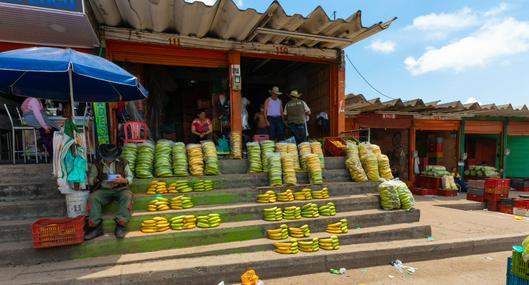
[310,141,325,169]
[135,141,155,178]
[172,142,188,177]
[247,142,262,173]
[281,153,297,185]
[260,140,275,172]
[230,132,242,159]
[186,144,204,176]
[268,152,283,187]
[287,143,301,171]
[121,143,137,174]
[155,140,173,178]
[378,154,394,180]
[201,140,219,175]
[305,153,323,185]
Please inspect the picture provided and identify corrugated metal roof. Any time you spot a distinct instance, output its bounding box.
[88,0,395,50]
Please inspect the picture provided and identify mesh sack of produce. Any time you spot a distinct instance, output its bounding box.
[298,142,312,171]
[394,180,415,210]
[155,140,173,177]
[261,140,276,172]
[246,142,262,173]
[362,152,380,181]
[378,180,401,210]
[441,175,458,191]
[345,156,368,182]
[186,143,204,176]
[121,143,137,174]
[345,142,358,159]
[377,154,393,180]
[287,143,301,171]
[268,152,283,187]
[370,144,382,156]
[201,140,219,175]
[310,141,325,169]
[305,153,323,185]
[230,132,242,159]
[172,142,188,177]
[523,236,529,262]
[281,153,297,185]
[135,141,155,178]
[275,142,288,154]
[358,143,370,161]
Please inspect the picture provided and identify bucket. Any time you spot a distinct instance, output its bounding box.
[65,191,90,218]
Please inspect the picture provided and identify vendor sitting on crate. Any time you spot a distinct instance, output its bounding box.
[85,144,134,240]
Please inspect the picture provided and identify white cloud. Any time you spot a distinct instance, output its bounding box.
[484,3,509,17]
[405,18,529,75]
[367,40,396,54]
[464,97,481,104]
[185,0,216,5]
[408,7,479,32]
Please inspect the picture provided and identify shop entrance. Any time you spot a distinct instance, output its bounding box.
[240,57,331,139]
[464,135,499,168]
[416,131,459,173]
[371,128,409,181]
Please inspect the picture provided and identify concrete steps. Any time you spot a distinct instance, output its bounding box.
[0,199,66,221]
[0,181,62,202]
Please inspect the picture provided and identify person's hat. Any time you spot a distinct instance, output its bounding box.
[269,86,283,95]
[99,144,121,160]
[289,90,302,98]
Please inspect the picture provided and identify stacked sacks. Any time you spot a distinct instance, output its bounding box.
[172,142,188,177]
[268,152,283,187]
[287,143,301,172]
[141,217,169,233]
[298,142,312,171]
[174,180,192,192]
[378,154,394,180]
[305,153,323,185]
[121,143,137,174]
[326,219,348,234]
[170,195,194,210]
[187,144,204,176]
[276,189,294,202]
[358,143,370,161]
[196,213,221,228]
[230,132,242,159]
[345,142,359,159]
[319,236,340,250]
[147,196,170,212]
[267,224,289,240]
[298,238,320,253]
[135,142,155,178]
[345,143,368,182]
[155,140,173,177]
[263,206,283,221]
[311,187,330,199]
[294,188,312,200]
[247,142,262,173]
[310,141,325,169]
[281,153,297,185]
[288,224,310,238]
[301,203,320,218]
[282,206,301,220]
[378,179,402,210]
[260,140,275,172]
[201,140,219,175]
[273,239,299,254]
[256,191,277,203]
[319,202,337,216]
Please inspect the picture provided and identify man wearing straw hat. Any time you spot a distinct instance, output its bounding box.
[284,90,311,144]
[264,86,285,141]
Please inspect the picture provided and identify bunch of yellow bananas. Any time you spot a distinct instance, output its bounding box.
[298,142,312,171]
[167,182,178,193]
[141,216,169,233]
[170,195,193,210]
[331,140,345,148]
[283,206,301,220]
[147,197,170,212]
[301,203,320,218]
[326,219,348,234]
[288,224,310,238]
[287,143,301,172]
[230,132,242,159]
[256,191,277,203]
[310,141,325,169]
[266,224,289,240]
[273,239,299,254]
[169,215,196,230]
[146,181,167,195]
[187,144,204,176]
[319,202,337,216]
[294,188,312,200]
[281,153,297,185]
[275,142,288,154]
[263,207,283,221]
[306,153,323,185]
[276,189,294,202]
[319,236,340,250]
[298,238,320,253]
[311,187,330,199]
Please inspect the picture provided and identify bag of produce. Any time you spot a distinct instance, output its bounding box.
[201,140,219,176]
[370,144,382,156]
[298,142,312,171]
[362,152,380,181]
[230,132,242,159]
[358,143,370,161]
[155,140,173,177]
[523,236,529,262]
[287,143,301,171]
[441,175,458,191]
[345,156,368,182]
[378,154,393,180]
[172,142,188,177]
[187,144,204,176]
[310,141,325,169]
[305,153,323,185]
[121,143,137,174]
[281,153,297,185]
[395,180,415,210]
[261,140,275,172]
[247,142,262,173]
[378,180,401,210]
[135,141,155,178]
[268,152,282,187]
[345,142,358,159]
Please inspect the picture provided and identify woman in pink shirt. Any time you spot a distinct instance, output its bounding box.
[21,97,56,155]
[191,109,213,143]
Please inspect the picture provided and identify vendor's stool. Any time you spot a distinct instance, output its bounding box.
[123,121,148,144]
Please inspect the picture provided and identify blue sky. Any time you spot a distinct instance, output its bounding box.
[195,0,529,106]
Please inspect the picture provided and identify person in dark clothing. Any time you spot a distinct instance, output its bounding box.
[284,90,311,144]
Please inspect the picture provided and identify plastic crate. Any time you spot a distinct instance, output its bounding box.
[508,257,529,285]
[324,137,346,157]
[467,193,485,202]
[436,189,458,197]
[32,216,85,249]
[499,205,513,214]
[252,134,269,143]
[485,178,511,194]
[513,251,529,281]
[514,200,529,210]
[487,199,499,211]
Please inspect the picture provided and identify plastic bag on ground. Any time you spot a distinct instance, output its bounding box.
[247,142,262,173]
[378,154,393,180]
[378,180,402,210]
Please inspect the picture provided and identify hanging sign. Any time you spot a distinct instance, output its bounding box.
[93,102,109,145]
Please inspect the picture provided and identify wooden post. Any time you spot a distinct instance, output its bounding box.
[330,53,345,136]
[409,125,416,185]
[228,51,242,133]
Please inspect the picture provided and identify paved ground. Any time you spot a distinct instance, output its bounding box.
[262,251,511,285]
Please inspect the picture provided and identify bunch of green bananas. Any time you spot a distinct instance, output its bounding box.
[204,180,214,191]
[196,213,221,228]
[326,219,348,234]
[319,202,337,216]
[298,238,320,253]
[266,224,289,240]
[273,239,299,254]
[283,206,301,220]
[155,140,173,178]
[298,143,312,171]
[287,143,301,172]
[174,180,192,193]
[247,142,262,173]
[147,196,170,212]
[121,143,137,174]
[319,236,340,250]
[260,140,275,172]
[256,191,277,203]
[288,224,310,238]
[192,180,206,192]
[135,142,154,178]
[172,142,188,177]
[294,188,312,200]
[263,207,283,221]
[301,203,320,218]
[170,195,193,210]
[268,153,283,187]
[170,215,196,230]
[311,187,330,199]
[276,189,294,202]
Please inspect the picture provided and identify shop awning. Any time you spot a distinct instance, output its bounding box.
[89,0,395,50]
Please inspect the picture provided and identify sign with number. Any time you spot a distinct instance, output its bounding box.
[93,102,109,145]
[382,113,396,119]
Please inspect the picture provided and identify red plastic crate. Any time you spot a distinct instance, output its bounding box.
[437,190,458,197]
[412,187,437,196]
[485,192,508,201]
[324,137,346,157]
[513,186,529,192]
[467,193,485,202]
[514,200,529,209]
[485,178,511,194]
[487,200,499,211]
[32,216,85,249]
[498,205,513,214]
[252,134,269,143]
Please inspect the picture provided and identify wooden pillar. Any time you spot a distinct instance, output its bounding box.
[459,120,466,178]
[409,125,416,185]
[105,48,118,145]
[228,51,242,133]
[330,53,345,136]
[501,119,508,177]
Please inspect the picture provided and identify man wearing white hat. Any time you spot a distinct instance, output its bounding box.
[264,86,285,141]
[284,90,311,144]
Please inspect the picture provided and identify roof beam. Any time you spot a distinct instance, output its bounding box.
[255,27,354,44]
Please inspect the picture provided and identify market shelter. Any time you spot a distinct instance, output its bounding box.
[89,0,395,141]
